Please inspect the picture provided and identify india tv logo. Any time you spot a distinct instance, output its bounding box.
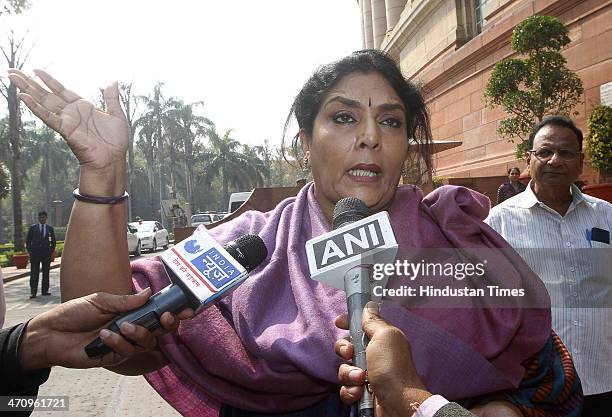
[190,247,241,290]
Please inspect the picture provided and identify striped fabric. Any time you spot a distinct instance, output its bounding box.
[486,183,612,396]
[463,332,583,417]
[510,332,583,417]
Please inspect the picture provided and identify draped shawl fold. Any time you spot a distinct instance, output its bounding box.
[131,183,551,416]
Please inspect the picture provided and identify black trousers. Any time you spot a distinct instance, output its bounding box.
[29,251,52,296]
[583,391,612,417]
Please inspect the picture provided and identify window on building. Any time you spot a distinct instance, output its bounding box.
[456,0,483,45]
[474,0,486,34]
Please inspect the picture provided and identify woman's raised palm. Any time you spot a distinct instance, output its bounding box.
[7,69,127,171]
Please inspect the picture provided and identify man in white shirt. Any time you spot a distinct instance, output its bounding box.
[486,116,612,416]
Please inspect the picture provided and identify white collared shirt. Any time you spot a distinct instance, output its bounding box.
[486,182,612,395]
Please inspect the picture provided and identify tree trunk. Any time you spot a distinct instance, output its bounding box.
[169,138,177,198]
[222,159,228,211]
[184,160,192,208]
[146,163,155,219]
[0,198,4,243]
[43,142,52,212]
[127,128,135,221]
[8,81,24,251]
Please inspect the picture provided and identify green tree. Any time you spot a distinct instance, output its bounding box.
[585,105,612,182]
[118,82,139,221]
[484,15,583,157]
[0,0,30,16]
[198,128,253,208]
[166,100,213,210]
[22,126,74,213]
[135,121,157,219]
[136,83,174,223]
[240,143,267,189]
[0,31,33,251]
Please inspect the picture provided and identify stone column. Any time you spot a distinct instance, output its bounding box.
[385,0,406,33]
[371,0,387,49]
[362,0,374,49]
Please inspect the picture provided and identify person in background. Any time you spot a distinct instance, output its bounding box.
[496,167,526,205]
[487,115,612,417]
[25,211,56,299]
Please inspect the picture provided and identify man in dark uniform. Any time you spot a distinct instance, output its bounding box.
[25,211,56,298]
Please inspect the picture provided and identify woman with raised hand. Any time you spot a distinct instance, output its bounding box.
[8,51,581,416]
[7,68,189,373]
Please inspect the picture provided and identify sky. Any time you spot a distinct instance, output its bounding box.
[2,0,362,146]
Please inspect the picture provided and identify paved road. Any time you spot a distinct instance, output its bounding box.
[3,251,181,417]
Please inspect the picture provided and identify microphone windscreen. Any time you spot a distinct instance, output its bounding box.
[332,197,369,230]
[224,234,268,272]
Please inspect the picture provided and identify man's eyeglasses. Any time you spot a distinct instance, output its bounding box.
[528,147,582,161]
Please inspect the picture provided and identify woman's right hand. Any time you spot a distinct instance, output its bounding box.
[7,69,128,177]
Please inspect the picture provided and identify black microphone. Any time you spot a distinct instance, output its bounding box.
[85,233,267,358]
[332,197,375,417]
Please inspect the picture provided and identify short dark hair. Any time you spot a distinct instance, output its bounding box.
[527,115,583,150]
[508,167,520,175]
[38,211,47,216]
[282,49,433,173]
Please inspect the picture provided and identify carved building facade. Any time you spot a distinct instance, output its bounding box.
[358,0,612,198]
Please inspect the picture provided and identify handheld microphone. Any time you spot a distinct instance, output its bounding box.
[305,198,398,417]
[85,231,267,358]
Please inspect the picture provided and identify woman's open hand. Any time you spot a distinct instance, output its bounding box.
[7,69,128,172]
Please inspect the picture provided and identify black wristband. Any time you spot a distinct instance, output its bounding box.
[73,188,129,204]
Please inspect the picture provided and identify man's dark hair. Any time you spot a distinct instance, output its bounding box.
[507,167,520,175]
[38,211,48,216]
[527,115,583,150]
[282,49,433,173]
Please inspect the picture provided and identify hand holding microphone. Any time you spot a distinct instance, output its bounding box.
[85,231,267,358]
[306,197,398,417]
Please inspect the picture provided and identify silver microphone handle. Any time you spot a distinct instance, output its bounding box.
[345,265,375,417]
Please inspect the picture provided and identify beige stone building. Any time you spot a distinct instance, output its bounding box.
[358,0,612,200]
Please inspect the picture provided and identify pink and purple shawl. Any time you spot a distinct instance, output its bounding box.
[131,183,551,416]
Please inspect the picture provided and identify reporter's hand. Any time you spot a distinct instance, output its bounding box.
[334,302,431,417]
[18,288,195,371]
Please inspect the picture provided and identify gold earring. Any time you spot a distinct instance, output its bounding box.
[302,151,310,171]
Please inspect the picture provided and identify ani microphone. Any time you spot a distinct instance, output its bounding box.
[305,197,398,417]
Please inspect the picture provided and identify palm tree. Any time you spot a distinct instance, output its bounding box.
[166,100,213,209]
[199,128,255,208]
[240,143,267,189]
[0,32,33,251]
[136,83,172,224]
[135,121,157,219]
[22,126,72,213]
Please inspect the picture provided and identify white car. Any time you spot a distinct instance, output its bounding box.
[213,213,228,222]
[127,225,141,257]
[191,213,214,227]
[129,221,170,252]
